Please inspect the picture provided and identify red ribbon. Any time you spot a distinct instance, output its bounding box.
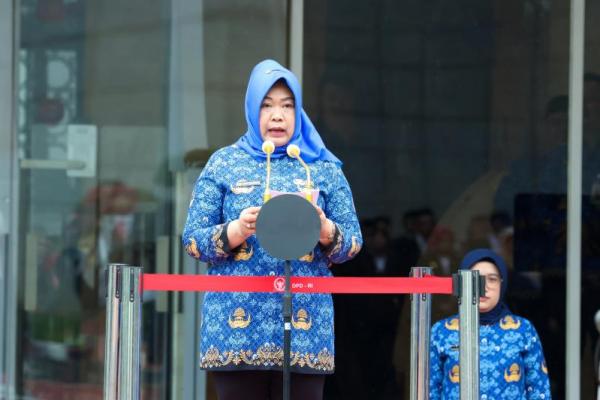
[143,274,453,294]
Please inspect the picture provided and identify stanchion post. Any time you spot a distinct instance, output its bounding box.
[104,264,124,400]
[117,265,143,400]
[103,264,143,400]
[409,266,432,400]
[458,269,482,400]
[283,260,292,400]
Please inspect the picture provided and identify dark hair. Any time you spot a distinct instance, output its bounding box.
[403,208,434,219]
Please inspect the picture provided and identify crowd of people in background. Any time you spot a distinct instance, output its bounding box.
[327,208,517,398]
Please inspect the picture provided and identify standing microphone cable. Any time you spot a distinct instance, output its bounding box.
[286,144,312,202]
[262,140,275,203]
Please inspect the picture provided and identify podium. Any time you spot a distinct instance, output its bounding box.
[256,194,321,400]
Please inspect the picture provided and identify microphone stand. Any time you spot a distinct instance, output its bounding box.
[255,194,320,400]
[283,260,292,400]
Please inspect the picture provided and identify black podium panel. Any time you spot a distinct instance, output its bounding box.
[256,194,320,260]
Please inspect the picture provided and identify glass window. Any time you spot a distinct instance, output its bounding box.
[14,0,287,398]
[582,2,600,396]
[304,1,571,398]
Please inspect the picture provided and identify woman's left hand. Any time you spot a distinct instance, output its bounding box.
[315,206,336,246]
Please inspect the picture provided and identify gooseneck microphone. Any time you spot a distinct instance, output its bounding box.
[262,140,275,203]
[286,144,312,202]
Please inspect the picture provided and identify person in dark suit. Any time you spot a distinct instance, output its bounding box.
[329,217,404,399]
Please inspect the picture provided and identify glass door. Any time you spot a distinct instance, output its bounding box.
[10,0,290,399]
[15,1,174,398]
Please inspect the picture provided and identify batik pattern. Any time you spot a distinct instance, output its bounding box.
[430,314,551,399]
[182,145,362,373]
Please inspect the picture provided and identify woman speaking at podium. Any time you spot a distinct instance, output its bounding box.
[182,59,362,400]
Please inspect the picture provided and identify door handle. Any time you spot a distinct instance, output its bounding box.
[20,159,85,170]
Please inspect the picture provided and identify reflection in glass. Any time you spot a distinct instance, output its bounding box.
[14,0,288,399]
[303,1,577,399]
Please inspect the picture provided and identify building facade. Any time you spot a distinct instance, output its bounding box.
[0,0,599,399]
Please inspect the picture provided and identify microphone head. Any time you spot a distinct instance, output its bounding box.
[595,310,600,333]
[286,144,300,158]
[262,140,275,155]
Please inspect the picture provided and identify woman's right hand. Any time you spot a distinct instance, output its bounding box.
[236,206,261,237]
[227,206,261,248]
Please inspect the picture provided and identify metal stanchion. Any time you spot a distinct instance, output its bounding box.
[282,260,292,400]
[457,269,482,400]
[409,266,432,400]
[104,264,123,400]
[104,264,143,400]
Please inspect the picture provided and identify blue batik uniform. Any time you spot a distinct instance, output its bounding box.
[430,314,551,399]
[182,144,362,373]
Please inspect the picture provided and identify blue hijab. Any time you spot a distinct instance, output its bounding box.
[459,248,511,325]
[235,59,341,165]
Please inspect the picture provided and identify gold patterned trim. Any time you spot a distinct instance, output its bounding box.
[347,236,361,258]
[199,344,334,371]
[327,226,343,256]
[212,224,228,258]
[233,241,253,261]
[185,238,201,259]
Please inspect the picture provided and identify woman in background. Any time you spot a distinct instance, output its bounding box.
[429,248,551,399]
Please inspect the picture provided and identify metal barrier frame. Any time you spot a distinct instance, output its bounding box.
[104,264,143,400]
[409,268,482,400]
[457,269,481,400]
[409,266,432,400]
[104,264,481,400]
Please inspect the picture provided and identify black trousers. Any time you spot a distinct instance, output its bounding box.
[211,370,326,400]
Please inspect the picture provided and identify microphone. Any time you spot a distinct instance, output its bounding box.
[262,140,275,202]
[286,144,312,202]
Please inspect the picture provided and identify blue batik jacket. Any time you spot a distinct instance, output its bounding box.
[182,145,362,374]
[430,314,552,399]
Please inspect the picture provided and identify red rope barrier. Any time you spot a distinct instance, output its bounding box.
[142,274,453,294]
